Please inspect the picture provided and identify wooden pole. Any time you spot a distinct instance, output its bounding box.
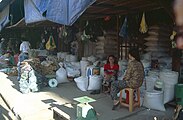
[117,15,120,59]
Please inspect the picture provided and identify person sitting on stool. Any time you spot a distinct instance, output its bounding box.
[103,55,119,93]
[111,48,144,110]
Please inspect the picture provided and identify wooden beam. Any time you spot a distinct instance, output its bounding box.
[147,0,174,19]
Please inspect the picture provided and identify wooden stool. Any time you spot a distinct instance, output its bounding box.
[119,88,140,112]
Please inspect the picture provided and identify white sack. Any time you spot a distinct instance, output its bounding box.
[145,76,158,91]
[74,76,88,91]
[143,90,165,111]
[56,67,69,83]
[80,60,90,77]
[160,70,178,85]
[70,55,78,62]
[141,60,151,68]
[100,67,104,77]
[88,75,102,91]
[87,56,97,63]
[141,52,151,61]
[64,62,81,77]
[164,83,175,104]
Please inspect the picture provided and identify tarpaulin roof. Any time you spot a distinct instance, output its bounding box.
[24,0,96,26]
[0,0,13,12]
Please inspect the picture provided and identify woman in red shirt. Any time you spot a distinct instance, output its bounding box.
[103,55,119,92]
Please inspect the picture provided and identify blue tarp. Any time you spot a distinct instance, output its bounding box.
[24,0,96,25]
[24,0,46,24]
[0,5,10,31]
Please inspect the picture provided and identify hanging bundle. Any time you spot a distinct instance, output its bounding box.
[170,30,177,40]
[139,13,148,34]
[119,17,128,38]
[170,30,177,48]
[46,35,56,50]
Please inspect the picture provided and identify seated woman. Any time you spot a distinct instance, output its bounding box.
[111,48,144,110]
[103,55,119,93]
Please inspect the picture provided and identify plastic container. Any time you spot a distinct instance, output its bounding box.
[175,84,183,106]
[86,66,100,78]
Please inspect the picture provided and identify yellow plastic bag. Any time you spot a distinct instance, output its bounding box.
[139,13,148,34]
[46,35,56,50]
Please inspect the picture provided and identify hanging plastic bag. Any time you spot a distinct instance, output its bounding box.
[139,13,148,34]
[46,35,56,50]
[119,17,128,38]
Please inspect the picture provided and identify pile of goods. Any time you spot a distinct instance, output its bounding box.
[144,25,172,56]
[95,32,118,58]
[0,67,18,76]
[144,25,172,69]
[7,67,18,76]
[143,69,179,111]
[19,62,39,94]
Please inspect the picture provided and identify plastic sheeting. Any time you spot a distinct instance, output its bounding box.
[24,0,96,25]
[24,0,46,23]
[0,5,10,31]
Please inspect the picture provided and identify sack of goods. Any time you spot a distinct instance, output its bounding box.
[88,75,102,91]
[141,52,151,61]
[160,70,178,104]
[65,54,78,62]
[19,63,39,94]
[87,56,97,63]
[64,62,81,77]
[95,36,118,57]
[56,67,69,83]
[143,90,165,111]
[74,76,88,91]
[145,76,158,91]
[141,60,151,76]
[80,60,90,77]
[160,70,179,85]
